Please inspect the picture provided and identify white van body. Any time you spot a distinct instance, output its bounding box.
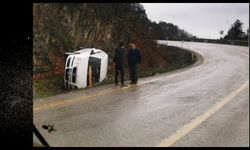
[64,48,108,89]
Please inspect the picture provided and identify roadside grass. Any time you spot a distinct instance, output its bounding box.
[33,76,66,99]
[33,45,196,99]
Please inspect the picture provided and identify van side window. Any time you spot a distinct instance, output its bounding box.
[71,56,75,66]
[72,67,77,83]
[65,68,70,81]
[67,57,71,67]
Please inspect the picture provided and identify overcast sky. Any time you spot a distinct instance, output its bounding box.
[141,3,249,39]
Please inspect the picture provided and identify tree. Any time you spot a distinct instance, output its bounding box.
[219,30,224,39]
[224,19,245,40]
[242,28,249,40]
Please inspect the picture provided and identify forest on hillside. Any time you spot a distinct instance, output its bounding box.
[33,3,196,79]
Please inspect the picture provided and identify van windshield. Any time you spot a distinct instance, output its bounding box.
[88,56,101,84]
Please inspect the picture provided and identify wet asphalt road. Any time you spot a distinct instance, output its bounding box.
[33,41,249,147]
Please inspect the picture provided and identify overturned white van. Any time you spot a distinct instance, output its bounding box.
[64,48,108,89]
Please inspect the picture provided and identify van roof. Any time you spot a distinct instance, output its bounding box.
[65,48,106,58]
[66,48,101,55]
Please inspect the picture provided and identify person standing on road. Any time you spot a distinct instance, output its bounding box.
[128,42,141,85]
[113,42,125,86]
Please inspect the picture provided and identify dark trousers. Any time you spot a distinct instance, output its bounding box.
[115,66,124,84]
[129,64,137,83]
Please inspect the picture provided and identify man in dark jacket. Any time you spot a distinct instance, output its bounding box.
[128,42,141,85]
[113,42,125,86]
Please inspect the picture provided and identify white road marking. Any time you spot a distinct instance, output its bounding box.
[158,80,249,147]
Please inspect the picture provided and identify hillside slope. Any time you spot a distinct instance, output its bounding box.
[33,3,194,98]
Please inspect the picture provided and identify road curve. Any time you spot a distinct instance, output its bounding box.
[33,41,249,147]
